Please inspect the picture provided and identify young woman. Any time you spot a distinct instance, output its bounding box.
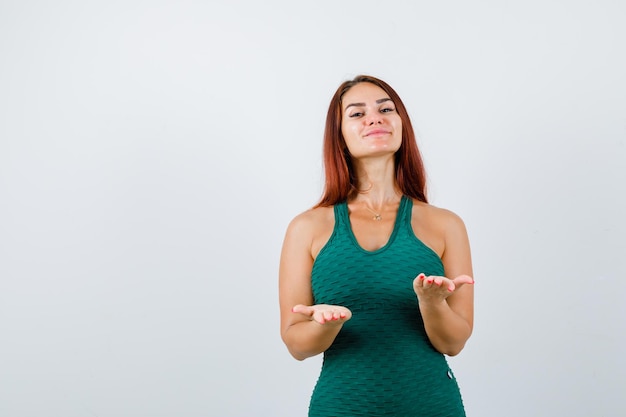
[279,75,474,416]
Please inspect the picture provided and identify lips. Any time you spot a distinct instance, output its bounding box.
[364,128,390,137]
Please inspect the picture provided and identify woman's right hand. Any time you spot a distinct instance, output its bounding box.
[292,304,352,325]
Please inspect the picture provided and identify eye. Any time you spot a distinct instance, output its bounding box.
[349,112,364,118]
[380,107,395,113]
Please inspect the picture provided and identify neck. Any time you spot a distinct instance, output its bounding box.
[352,156,401,207]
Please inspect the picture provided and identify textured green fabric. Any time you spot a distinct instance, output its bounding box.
[309,196,466,417]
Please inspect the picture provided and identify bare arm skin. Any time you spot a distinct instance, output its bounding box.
[412,208,474,356]
[278,210,352,361]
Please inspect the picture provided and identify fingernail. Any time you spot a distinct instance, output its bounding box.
[426,279,433,283]
[291,307,296,313]
[419,274,425,280]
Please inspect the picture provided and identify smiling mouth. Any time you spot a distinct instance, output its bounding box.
[365,129,390,137]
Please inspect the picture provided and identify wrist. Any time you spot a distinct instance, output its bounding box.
[417,298,447,311]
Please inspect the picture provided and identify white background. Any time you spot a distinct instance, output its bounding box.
[1,1,625,416]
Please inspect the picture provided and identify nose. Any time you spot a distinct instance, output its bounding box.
[366,113,383,125]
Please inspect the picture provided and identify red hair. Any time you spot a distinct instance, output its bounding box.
[315,75,428,207]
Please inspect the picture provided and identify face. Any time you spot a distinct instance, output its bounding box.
[341,82,402,159]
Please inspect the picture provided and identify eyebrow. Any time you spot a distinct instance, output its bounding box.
[344,97,393,110]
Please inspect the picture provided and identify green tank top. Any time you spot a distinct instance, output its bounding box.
[309,196,466,417]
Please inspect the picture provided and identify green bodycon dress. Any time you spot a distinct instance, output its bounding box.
[309,196,466,416]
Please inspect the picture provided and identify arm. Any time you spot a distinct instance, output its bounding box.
[413,211,474,356]
[279,213,351,361]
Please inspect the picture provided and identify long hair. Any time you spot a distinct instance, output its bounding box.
[315,75,428,207]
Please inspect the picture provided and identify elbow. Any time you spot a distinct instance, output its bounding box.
[286,338,319,361]
[434,339,468,357]
[285,343,313,361]
[443,346,464,357]
[441,327,472,356]
[281,332,313,361]
[289,349,308,361]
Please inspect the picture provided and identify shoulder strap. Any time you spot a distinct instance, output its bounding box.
[398,195,413,227]
[333,200,349,229]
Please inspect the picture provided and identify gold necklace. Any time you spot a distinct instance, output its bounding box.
[363,206,382,221]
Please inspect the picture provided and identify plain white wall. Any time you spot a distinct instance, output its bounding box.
[1,1,625,416]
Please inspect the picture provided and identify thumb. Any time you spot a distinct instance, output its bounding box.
[291,304,314,316]
[453,275,475,287]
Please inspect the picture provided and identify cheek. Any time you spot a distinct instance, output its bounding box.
[392,119,403,140]
[392,117,402,132]
[341,123,358,142]
[341,127,361,154]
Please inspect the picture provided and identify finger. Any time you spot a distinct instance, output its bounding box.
[423,276,435,288]
[324,310,337,322]
[436,276,455,292]
[318,313,340,324]
[321,310,330,322]
[432,276,454,295]
[312,311,326,324]
[318,309,339,324]
[414,273,426,288]
[332,309,350,321]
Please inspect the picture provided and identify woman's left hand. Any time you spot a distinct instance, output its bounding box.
[413,273,474,305]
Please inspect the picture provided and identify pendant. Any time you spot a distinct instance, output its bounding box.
[373,214,382,221]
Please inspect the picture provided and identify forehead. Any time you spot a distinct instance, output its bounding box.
[342,83,389,107]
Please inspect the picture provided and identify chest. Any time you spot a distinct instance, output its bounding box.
[348,207,444,256]
[349,214,396,251]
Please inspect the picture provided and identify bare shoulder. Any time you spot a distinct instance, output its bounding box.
[286,206,334,235]
[284,206,335,258]
[413,200,467,232]
[411,200,469,257]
